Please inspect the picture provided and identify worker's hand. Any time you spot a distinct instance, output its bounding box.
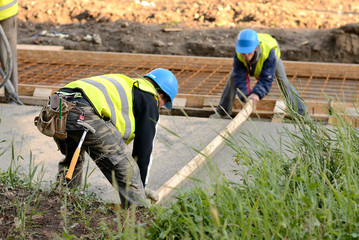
[248,94,259,108]
[145,188,159,203]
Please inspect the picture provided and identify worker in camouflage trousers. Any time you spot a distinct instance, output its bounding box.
[211,29,307,118]
[41,69,178,209]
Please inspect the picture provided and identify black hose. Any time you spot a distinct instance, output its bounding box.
[0,25,12,89]
[0,25,23,105]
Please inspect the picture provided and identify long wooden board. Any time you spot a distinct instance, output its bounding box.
[157,100,254,202]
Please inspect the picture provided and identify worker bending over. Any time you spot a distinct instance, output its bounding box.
[35,68,178,209]
[211,29,307,118]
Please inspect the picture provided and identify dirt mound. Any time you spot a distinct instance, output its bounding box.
[17,0,359,63]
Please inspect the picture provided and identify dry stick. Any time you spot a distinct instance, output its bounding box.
[157,100,254,202]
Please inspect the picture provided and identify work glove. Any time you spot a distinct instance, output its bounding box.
[145,188,159,203]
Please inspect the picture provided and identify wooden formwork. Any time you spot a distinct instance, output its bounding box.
[1,49,359,125]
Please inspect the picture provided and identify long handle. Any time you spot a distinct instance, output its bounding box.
[65,148,81,180]
[65,130,87,180]
[59,97,63,120]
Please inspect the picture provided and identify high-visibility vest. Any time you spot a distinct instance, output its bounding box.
[63,74,159,144]
[236,33,281,78]
[0,0,18,21]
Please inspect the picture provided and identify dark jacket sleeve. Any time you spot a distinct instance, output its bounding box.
[132,88,159,185]
[232,54,251,101]
[251,50,277,99]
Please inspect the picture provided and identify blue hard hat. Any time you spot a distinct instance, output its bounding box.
[143,68,178,109]
[236,29,259,54]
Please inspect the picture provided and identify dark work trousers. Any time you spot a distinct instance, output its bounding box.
[217,59,308,116]
[54,101,148,208]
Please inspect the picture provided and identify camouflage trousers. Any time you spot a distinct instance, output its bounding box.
[54,101,148,208]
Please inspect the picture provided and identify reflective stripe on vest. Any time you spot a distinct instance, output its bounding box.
[236,33,281,78]
[0,0,18,21]
[63,74,158,144]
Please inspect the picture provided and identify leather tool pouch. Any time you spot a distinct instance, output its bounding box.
[34,94,75,140]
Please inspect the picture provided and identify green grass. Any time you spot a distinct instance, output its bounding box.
[1,108,359,239]
[146,111,359,239]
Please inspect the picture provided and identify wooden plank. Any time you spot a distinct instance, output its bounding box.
[0,87,4,96]
[162,28,183,32]
[0,95,47,106]
[173,97,186,108]
[185,95,205,108]
[17,44,64,51]
[19,84,60,96]
[284,61,359,79]
[160,107,213,118]
[20,96,48,106]
[306,101,330,115]
[328,115,359,127]
[18,49,233,67]
[33,87,53,98]
[272,100,286,123]
[203,97,220,108]
[178,94,277,112]
[328,104,359,127]
[157,100,254,202]
[256,98,277,111]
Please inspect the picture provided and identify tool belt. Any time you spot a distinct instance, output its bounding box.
[34,94,76,140]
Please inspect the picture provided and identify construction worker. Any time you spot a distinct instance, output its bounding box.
[211,29,307,118]
[0,0,19,104]
[51,69,178,208]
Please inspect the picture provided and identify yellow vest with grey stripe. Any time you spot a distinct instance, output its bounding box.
[0,0,18,21]
[236,33,281,78]
[63,74,159,144]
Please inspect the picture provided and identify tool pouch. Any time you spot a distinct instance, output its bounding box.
[34,94,75,140]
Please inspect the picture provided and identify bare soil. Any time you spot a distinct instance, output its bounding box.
[0,183,151,239]
[17,0,359,63]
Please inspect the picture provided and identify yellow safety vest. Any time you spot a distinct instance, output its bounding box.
[0,0,18,21]
[236,33,281,78]
[63,74,158,144]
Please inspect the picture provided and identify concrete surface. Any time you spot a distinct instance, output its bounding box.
[0,104,231,203]
[159,119,299,204]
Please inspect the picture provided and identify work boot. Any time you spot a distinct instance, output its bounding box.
[57,155,84,188]
[145,188,159,202]
[5,96,17,105]
[6,100,17,105]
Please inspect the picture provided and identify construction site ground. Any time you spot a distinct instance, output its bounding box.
[0,103,299,204]
[0,0,359,237]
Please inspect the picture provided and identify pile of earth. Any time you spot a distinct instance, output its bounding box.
[16,0,359,63]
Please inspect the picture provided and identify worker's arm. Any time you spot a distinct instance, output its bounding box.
[251,49,277,100]
[232,54,252,101]
[132,88,159,186]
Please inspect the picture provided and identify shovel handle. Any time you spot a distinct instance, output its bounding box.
[65,147,81,180]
